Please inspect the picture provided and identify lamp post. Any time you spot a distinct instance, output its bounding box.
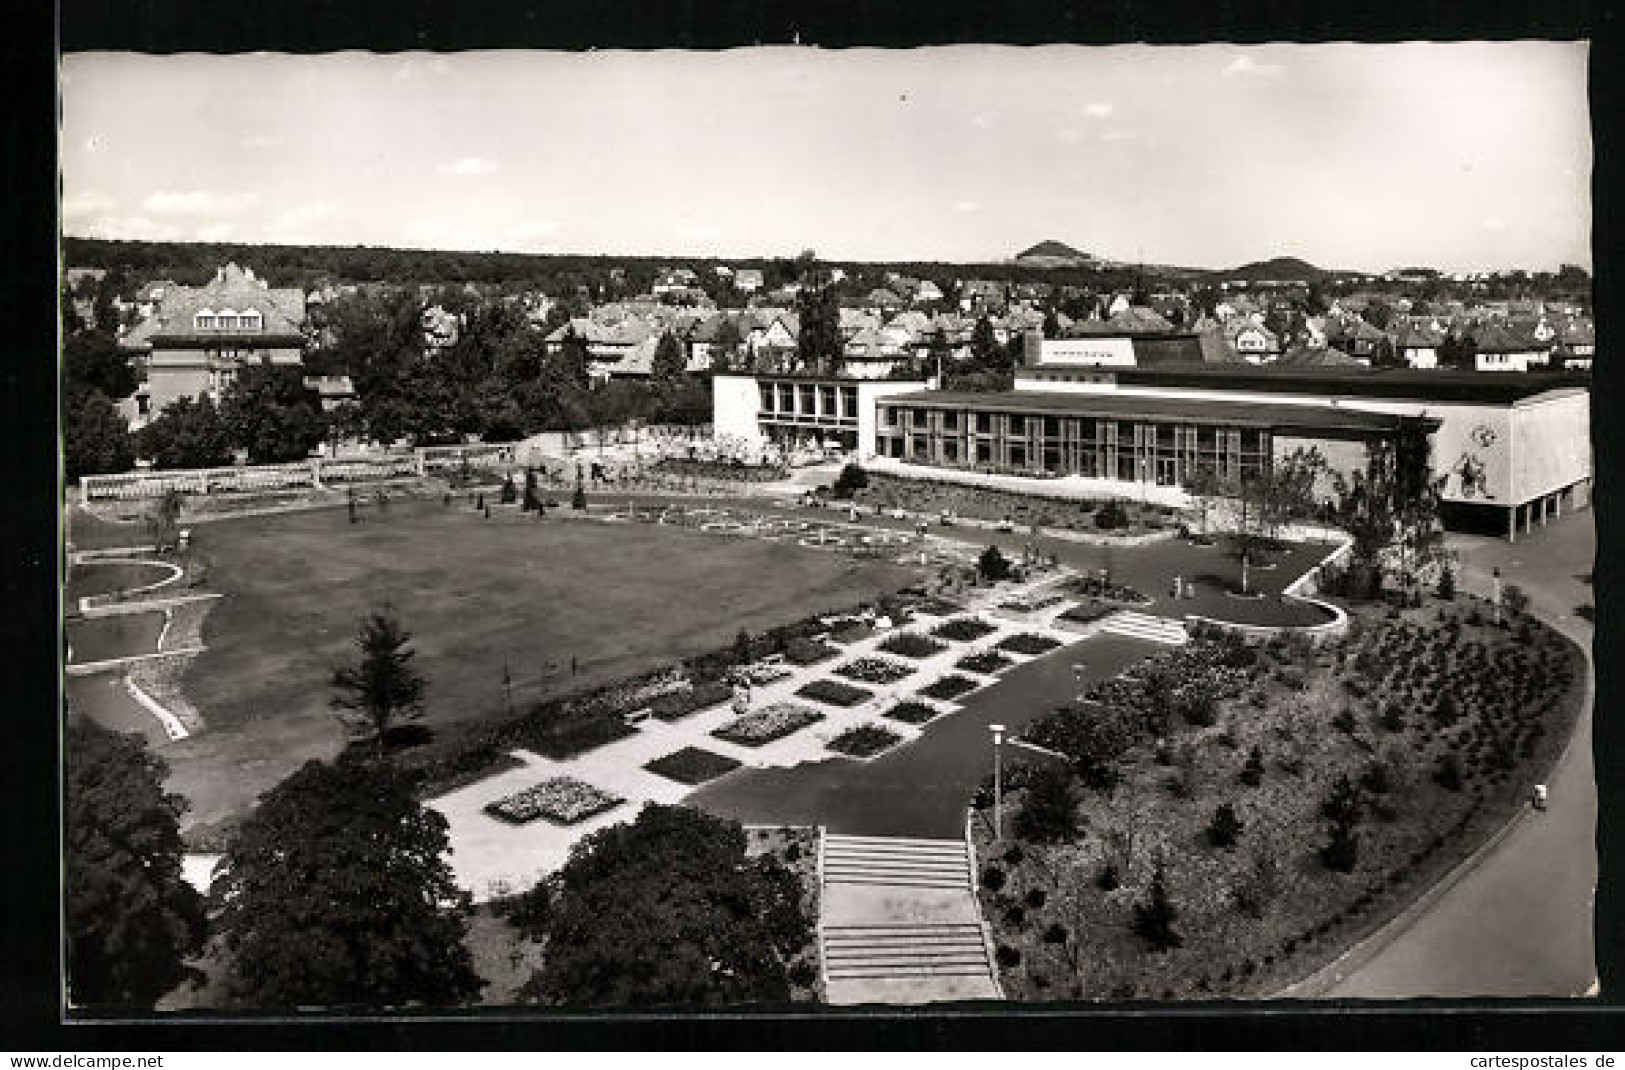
[1072,663,1088,703]
[1492,566,1504,626]
[989,723,1006,842]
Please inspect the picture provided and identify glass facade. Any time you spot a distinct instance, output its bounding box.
[875,403,1274,487]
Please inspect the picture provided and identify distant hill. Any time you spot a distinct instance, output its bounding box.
[1015,240,1092,263]
[1206,257,1349,283]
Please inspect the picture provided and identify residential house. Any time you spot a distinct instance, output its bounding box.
[1222,318,1282,363]
[1394,323,1447,370]
[958,280,1007,315]
[734,269,765,294]
[117,264,307,428]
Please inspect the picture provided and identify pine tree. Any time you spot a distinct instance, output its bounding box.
[1131,863,1183,951]
[330,610,427,754]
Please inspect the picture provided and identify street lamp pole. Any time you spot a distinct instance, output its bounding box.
[989,723,1006,842]
[1073,663,1088,703]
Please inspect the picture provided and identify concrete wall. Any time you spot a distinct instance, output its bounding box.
[857,380,929,456]
[712,374,764,442]
[1033,336,1137,367]
[1510,390,1592,503]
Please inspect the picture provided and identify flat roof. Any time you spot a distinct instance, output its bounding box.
[1109,365,1589,404]
[882,389,1415,434]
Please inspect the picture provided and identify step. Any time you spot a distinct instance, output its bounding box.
[824,834,967,851]
[822,874,971,890]
[1101,612,1189,645]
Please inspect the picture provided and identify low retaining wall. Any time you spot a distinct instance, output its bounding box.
[1184,535,1354,641]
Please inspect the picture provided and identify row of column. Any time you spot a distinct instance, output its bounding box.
[1507,484,1575,542]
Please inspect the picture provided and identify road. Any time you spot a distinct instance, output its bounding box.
[1314,510,1597,998]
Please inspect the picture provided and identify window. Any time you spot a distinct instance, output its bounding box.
[241,310,262,330]
[840,385,858,418]
[218,309,238,330]
[942,411,959,430]
[194,310,217,329]
[759,383,775,411]
[1008,415,1026,436]
[975,413,992,434]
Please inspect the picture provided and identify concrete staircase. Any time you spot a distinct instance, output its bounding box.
[1100,610,1189,646]
[822,833,974,890]
[818,833,1001,1003]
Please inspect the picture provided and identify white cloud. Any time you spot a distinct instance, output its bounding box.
[1483,218,1507,230]
[61,191,116,218]
[141,190,261,215]
[196,222,238,242]
[1083,101,1114,118]
[1099,129,1137,142]
[1222,55,1286,78]
[240,134,283,149]
[969,115,993,129]
[953,201,980,214]
[676,222,720,241]
[78,216,181,242]
[1055,127,1082,143]
[439,157,500,177]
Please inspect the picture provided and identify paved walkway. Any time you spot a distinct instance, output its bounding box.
[1295,512,1597,999]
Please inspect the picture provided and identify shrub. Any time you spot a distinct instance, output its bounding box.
[1003,844,1025,866]
[1239,745,1265,787]
[1437,565,1456,600]
[957,649,1015,675]
[932,616,998,642]
[978,545,1013,582]
[1206,803,1243,850]
[920,674,978,701]
[1025,887,1048,909]
[831,463,869,500]
[499,475,517,504]
[998,632,1064,655]
[827,723,903,758]
[1042,923,1068,944]
[1433,752,1464,791]
[1332,709,1359,735]
[571,483,587,510]
[994,944,1021,968]
[1096,862,1120,891]
[884,700,940,725]
[879,632,947,659]
[1095,500,1129,530]
[1003,905,1026,928]
[1132,864,1182,951]
[795,679,873,707]
[788,960,818,988]
[981,865,1007,892]
[783,638,838,667]
[1014,763,1082,843]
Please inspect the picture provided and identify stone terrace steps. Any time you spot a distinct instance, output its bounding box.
[822,923,994,980]
[822,834,974,891]
[1100,610,1189,646]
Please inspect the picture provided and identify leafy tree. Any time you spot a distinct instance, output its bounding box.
[969,315,998,369]
[794,283,842,374]
[978,545,1013,582]
[1503,583,1531,618]
[1206,802,1244,850]
[1183,461,1223,537]
[516,804,811,1006]
[147,488,184,552]
[136,395,233,470]
[831,463,869,500]
[65,717,207,1009]
[64,330,138,400]
[499,473,518,504]
[64,387,134,479]
[1437,564,1456,600]
[329,610,427,754]
[1319,774,1363,873]
[1025,703,1135,794]
[652,331,686,382]
[219,364,328,463]
[1014,762,1082,842]
[709,316,744,372]
[1131,862,1183,952]
[211,754,481,1008]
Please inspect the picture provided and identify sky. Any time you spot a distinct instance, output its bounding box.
[60,43,1591,274]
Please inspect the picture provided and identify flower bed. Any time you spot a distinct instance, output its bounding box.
[920,674,979,701]
[834,656,915,685]
[932,616,999,642]
[784,638,840,667]
[999,594,1067,614]
[906,595,964,617]
[1064,576,1151,605]
[827,723,905,759]
[879,632,949,659]
[884,700,943,725]
[713,703,825,746]
[796,679,875,707]
[828,621,875,644]
[649,680,735,722]
[483,777,624,826]
[1059,602,1118,626]
[998,633,1064,655]
[643,746,743,785]
[957,650,1016,675]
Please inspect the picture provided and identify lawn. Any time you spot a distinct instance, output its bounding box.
[164,501,916,833]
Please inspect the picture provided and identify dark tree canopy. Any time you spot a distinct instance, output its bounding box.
[330,610,427,753]
[135,394,233,470]
[516,804,811,1007]
[219,364,329,464]
[1014,762,1083,843]
[65,387,135,479]
[651,331,686,381]
[65,717,206,1009]
[210,754,481,1008]
[794,283,842,374]
[65,330,138,401]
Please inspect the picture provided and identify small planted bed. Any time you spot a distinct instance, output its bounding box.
[920,674,979,701]
[879,632,949,659]
[932,617,998,642]
[713,702,825,746]
[483,776,624,826]
[827,723,904,759]
[796,679,875,707]
[643,746,743,785]
[649,680,735,722]
[957,649,1015,675]
[784,638,840,667]
[883,700,943,725]
[834,656,915,685]
[998,632,1064,655]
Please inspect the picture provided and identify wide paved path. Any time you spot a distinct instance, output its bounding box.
[1315,511,1597,998]
[691,632,1161,838]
